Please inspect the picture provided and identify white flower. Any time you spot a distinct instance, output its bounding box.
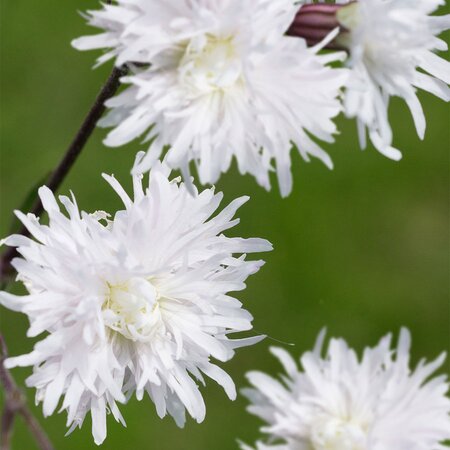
[0,155,272,445]
[335,0,450,160]
[242,329,450,450]
[72,0,347,197]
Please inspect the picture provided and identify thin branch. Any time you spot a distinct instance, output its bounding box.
[0,65,127,283]
[0,336,54,450]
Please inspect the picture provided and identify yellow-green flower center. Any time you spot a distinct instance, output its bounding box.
[102,278,159,342]
[178,33,243,95]
[311,415,368,450]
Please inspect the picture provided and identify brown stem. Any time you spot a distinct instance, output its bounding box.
[1,405,16,450]
[0,336,54,450]
[0,65,127,283]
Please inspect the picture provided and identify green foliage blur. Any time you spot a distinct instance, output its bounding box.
[0,2,449,449]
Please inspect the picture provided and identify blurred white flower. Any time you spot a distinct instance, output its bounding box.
[241,329,450,450]
[72,0,347,197]
[335,0,450,160]
[0,155,272,445]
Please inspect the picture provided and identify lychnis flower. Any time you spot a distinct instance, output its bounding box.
[72,0,347,196]
[336,0,450,159]
[241,329,450,449]
[0,155,272,444]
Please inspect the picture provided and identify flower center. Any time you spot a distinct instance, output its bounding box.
[102,278,159,342]
[310,416,368,450]
[178,33,243,96]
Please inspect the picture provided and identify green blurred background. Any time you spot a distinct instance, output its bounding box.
[0,2,449,449]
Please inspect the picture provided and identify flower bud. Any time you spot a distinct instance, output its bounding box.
[287,3,352,49]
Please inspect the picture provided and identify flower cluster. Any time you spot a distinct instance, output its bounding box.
[72,0,348,196]
[0,158,271,444]
[74,0,450,189]
[242,329,450,450]
[0,0,449,447]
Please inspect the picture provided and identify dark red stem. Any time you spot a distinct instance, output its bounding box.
[0,336,54,450]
